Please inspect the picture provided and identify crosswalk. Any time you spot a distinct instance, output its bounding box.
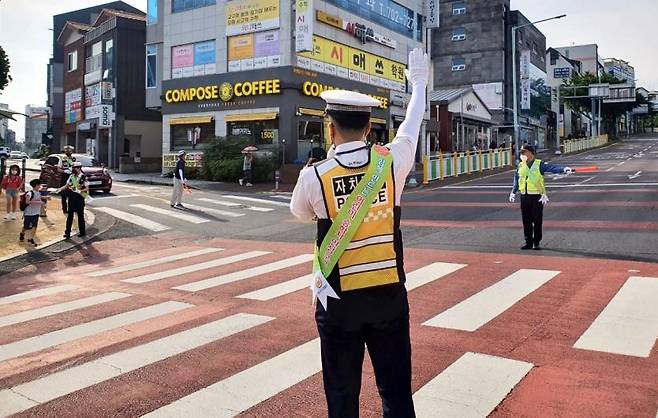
[1,245,656,417]
[91,193,290,232]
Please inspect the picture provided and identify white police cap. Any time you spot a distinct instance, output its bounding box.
[320,89,380,113]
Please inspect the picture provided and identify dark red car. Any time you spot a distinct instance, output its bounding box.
[40,153,113,193]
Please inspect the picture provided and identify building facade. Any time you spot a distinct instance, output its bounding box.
[604,58,635,84]
[553,44,603,77]
[24,106,49,155]
[546,48,585,138]
[431,2,550,150]
[0,103,8,144]
[47,1,144,153]
[57,9,161,170]
[147,0,426,169]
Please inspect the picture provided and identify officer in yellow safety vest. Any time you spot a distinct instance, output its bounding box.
[290,48,428,418]
[63,162,88,239]
[509,145,574,250]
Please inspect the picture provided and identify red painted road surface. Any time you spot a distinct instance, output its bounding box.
[0,234,657,417]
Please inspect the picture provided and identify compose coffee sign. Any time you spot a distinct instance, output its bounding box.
[164,79,282,103]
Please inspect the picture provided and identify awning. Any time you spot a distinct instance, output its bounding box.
[370,117,387,125]
[169,116,213,125]
[299,107,325,117]
[224,112,278,122]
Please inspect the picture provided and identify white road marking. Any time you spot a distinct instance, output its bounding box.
[413,352,534,417]
[181,203,245,218]
[91,194,140,199]
[112,183,163,191]
[221,194,290,207]
[423,269,560,331]
[574,276,658,357]
[122,251,270,284]
[174,254,314,292]
[269,194,292,201]
[93,207,170,232]
[197,197,273,212]
[131,204,209,224]
[628,170,642,180]
[443,183,658,189]
[142,338,321,417]
[0,301,192,362]
[236,275,313,301]
[405,263,467,291]
[87,248,224,277]
[0,292,131,328]
[578,176,596,184]
[0,285,80,306]
[0,313,274,418]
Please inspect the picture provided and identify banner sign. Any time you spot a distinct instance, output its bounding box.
[295,0,313,52]
[520,79,531,110]
[85,83,102,107]
[316,11,396,48]
[553,67,571,79]
[426,0,439,28]
[228,30,281,72]
[163,152,203,168]
[226,0,280,36]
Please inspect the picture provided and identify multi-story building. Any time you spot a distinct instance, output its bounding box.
[0,103,8,144]
[553,44,604,77]
[147,0,426,168]
[24,106,49,155]
[604,58,635,85]
[47,1,143,153]
[57,8,161,170]
[430,1,549,151]
[546,47,585,138]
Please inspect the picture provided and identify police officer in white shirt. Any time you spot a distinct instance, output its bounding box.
[290,48,428,418]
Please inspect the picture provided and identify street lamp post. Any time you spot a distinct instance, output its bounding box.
[512,14,566,161]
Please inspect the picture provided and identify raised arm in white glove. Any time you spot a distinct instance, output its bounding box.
[539,194,549,205]
[404,48,429,87]
[563,167,574,174]
[509,192,516,203]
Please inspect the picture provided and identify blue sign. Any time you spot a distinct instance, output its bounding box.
[325,0,418,39]
[194,41,216,65]
[554,67,571,79]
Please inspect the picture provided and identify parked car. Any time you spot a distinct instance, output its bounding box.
[0,147,9,159]
[9,151,27,160]
[39,153,112,193]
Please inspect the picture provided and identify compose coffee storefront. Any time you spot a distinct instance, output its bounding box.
[161,66,392,164]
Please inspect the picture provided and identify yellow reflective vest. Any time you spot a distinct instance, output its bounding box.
[517,159,545,195]
[315,155,401,292]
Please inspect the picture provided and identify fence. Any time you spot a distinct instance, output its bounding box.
[560,135,609,154]
[423,147,512,184]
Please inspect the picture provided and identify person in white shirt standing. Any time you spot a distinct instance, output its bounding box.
[290,48,428,418]
[170,150,187,209]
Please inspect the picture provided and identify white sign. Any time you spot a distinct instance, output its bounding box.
[295,0,313,52]
[86,105,113,127]
[520,50,531,79]
[521,78,531,110]
[426,0,439,28]
[101,82,113,100]
[86,83,102,107]
[64,88,82,111]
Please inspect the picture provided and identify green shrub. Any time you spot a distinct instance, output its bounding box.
[202,136,280,183]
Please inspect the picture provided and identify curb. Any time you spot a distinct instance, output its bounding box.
[0,211,97,263]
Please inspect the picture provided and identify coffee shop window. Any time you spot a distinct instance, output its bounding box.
[226,118,279,145]
[171,123,214,150]
[297,119,324,161]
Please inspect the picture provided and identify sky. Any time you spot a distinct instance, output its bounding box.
[0,0,656,141]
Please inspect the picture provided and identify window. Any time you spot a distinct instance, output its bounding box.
[452,27,466,41]
[171,40,215,79]
[324,0,418,40]
[146,44,157,88]
[67,51,78,72]
[172,0,215,13]
[171,123,215,150]
[147,0,158,25]
[451,58,466,71]
[227,119,278,145]
[103,39,113,81]
[452,3,466,15]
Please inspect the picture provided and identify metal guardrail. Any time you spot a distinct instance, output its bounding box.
[560,135,609,154]
[422,148,513,184]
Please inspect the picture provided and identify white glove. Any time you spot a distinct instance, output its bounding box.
[509,192,516,203]
[563,167,574,174]
[404,48,429,86]
[539,194,549,205]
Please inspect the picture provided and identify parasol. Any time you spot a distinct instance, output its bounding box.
[241,145,258,154]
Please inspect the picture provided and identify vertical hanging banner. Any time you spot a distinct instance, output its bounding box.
[426,0,439,28]
[295,0,314,52]
[520,50,531,110]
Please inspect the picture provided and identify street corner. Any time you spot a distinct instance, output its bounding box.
[0,202,96,263]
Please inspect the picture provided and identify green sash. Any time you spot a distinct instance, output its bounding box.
[312,145,394,309]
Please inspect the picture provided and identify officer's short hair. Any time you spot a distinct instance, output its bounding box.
[327,110,370,132]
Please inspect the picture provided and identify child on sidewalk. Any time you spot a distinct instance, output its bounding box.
[2,164,23,220]
[20,179,48,247]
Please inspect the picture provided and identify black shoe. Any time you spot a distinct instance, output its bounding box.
[63,233,71,239]
[520,243,533,250]
[533,243,541,250]
[27,239,37,247]
[19,232,24,242]
[79,233,87,238]
[175,204,185,209]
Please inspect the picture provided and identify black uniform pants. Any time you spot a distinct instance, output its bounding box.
[65,194,85,236]
[316,313,415,418]
[520,194,543,245]
[60,176,71,213]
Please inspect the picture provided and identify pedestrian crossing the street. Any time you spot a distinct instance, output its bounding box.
[1,245,656,417]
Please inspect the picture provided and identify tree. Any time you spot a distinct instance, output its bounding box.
[560,72,638,138]
[0,45,11,92]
